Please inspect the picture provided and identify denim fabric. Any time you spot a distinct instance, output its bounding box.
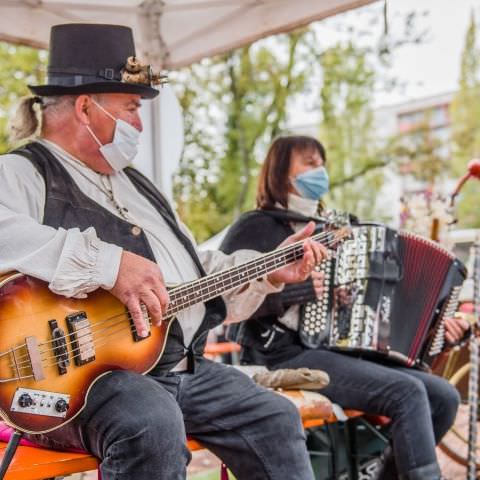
[271,349,460,479]
[27,358,314,480]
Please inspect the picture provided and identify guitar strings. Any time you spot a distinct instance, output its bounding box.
[11,227,339,361]
[8,246,337,374]
[14,228,342,364]
[163,229,344,308]
[6,231,346,377]
[7,232,344,374]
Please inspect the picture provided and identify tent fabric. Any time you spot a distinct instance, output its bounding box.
[1,0,377,69]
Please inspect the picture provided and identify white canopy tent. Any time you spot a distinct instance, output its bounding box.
[0,0,377,196]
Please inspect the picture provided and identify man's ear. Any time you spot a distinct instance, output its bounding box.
[75,95,92,125]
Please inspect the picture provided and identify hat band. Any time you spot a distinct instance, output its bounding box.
[47,66,122,86]
[47,74,123,87]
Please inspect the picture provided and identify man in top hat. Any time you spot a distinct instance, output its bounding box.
[0,24,326,479]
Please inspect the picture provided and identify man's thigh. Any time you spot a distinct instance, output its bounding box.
[178,358,313,480]
[178,358,300,431]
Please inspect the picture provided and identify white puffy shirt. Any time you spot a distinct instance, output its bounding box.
[0,139,281,360]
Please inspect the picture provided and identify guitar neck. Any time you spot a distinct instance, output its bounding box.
[165,229,343,318]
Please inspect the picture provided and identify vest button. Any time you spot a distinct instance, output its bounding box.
[131,226,142,236]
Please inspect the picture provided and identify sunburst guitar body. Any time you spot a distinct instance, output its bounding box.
[0,272,170,434]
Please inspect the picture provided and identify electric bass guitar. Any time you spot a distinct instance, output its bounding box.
[0,227,348,434]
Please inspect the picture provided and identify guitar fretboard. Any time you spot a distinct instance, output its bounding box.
[165,229,344,317]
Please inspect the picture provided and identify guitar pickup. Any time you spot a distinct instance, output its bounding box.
[48,320,70,375]
[66,312,95,366]
[127,303,151,342]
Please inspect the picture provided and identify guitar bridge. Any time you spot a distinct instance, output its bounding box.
[66,312,95,366]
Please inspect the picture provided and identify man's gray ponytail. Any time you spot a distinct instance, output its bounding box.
[8,96,42,142]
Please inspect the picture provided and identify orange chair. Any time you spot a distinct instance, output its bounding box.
[0,437,205,480]
[0,409,364,479]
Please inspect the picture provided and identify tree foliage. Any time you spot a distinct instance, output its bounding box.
[391,115,447,185]
[172,5,429,240]
[319,41,388,221]
[172,30,316,241]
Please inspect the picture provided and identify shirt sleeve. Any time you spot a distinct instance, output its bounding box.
[0,154,122,298]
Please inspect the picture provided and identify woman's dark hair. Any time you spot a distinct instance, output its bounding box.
[256,135,326,209]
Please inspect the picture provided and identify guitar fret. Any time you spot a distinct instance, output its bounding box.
[164,228,345,317]
[167,251,301,315]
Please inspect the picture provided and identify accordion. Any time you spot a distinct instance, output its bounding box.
[299,224,467,368]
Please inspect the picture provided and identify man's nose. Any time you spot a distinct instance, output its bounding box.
[133,115,143,133]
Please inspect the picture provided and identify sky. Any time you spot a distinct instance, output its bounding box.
[372,0,480,106]
[291,0,480,125]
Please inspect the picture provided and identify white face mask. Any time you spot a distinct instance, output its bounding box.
[85,99,140,172]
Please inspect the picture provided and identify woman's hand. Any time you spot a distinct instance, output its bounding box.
[444,314,471,345]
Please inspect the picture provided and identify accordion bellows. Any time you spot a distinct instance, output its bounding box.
[299,224,467,368]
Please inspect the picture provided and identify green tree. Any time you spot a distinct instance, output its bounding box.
[172,5,429,240]
[319,42,388,221]
[0,42,46,152]
[391,114,447,185]
[173,30,316,241]
[450,10,480,228]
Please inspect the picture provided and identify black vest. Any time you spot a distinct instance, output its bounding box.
[14,141,226,373]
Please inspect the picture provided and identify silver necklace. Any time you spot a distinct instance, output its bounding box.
[99,175,131,222]
[71,166,143,235]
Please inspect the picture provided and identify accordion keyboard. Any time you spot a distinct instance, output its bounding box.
[299,256,335,349]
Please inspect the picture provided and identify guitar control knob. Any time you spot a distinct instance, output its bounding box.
[18,393,33,408]
[55,399,69,413]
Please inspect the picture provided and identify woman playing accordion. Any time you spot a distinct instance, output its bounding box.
[220,135,470,480]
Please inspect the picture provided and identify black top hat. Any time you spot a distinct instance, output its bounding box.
[29,24,159,99]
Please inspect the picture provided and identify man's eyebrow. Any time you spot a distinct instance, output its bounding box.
[126,99,142,108]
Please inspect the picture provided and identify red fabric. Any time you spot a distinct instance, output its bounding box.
[363,414,391,426]
[0,423,37,447]
[221,463,230,480]
[0,422,101,479]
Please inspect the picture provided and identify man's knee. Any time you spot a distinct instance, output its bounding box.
[266,392,305,438]
[91,371,186,451]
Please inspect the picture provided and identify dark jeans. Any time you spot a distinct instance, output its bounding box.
[27,357,314,480]
[272,348,460,480]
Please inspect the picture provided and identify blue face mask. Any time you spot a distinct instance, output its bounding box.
[293,166,329,200]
